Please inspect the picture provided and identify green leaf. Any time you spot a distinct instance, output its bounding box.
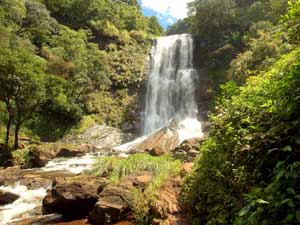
[255,199,269,204]
[287,188,295,195]
[239,205,251,216]
[282,145,292,152]
[296,210,300,222]
[295,194,300,200]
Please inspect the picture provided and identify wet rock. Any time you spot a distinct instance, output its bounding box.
[115,119,181,155]
[20,177,52,190]
[9,214,63,225]
[89,182,132,225]
[147,146,166,156]
[0,175,4,186]
[187,149,199,157]
[173,150,187,155]
[182,138,202,147]
[30,146,59,168]
[43,176,107,219]
[179,143,193,152]
[0,190,19,205]
[57,144,95,158]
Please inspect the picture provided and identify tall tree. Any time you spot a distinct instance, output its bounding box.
[0,47,47,149]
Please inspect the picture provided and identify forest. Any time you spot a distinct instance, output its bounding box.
[0,0,299,225]
[0,0,162,154]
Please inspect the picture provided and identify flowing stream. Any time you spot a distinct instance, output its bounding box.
[0,154,98,224]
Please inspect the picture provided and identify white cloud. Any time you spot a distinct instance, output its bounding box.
[141,0,192,19]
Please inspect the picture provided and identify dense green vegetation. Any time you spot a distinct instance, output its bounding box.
[0,0,163,158]
[181,1,300,225]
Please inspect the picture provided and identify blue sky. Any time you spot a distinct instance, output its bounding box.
[138,0,192,29]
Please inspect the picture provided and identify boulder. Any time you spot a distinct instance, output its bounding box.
[62,125,130,150]
[147,147,166,156]
[30,146,59,168]
[57,144,94,158]
[43,176,107,219]
[20,177,52,190]
[114,119,180,155]
[89,182,133,225]
[0,190,19,205]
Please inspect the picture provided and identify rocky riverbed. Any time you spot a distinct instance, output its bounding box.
[0,123,207,225]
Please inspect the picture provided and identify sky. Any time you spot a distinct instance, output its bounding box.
[138,0,192,29]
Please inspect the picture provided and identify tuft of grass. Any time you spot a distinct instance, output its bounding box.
[92,153,181,183]
[12,147,32,166]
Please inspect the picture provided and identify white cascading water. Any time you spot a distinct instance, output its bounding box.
[143,34,203,141]
[115,34,203,153]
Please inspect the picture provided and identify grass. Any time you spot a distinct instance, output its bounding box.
[68,115,96,135]
[92,153,182,183]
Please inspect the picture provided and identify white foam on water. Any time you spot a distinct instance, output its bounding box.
[177,117,203,143]
[42,154,97,174]
[0,184,47,225]
[113,135,148,152]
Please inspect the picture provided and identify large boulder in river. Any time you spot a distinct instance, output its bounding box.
[89,181,133,225]
[43,176,107,219]
[0,190,19,205]
[62,125,131,150]
[30,145,60,168]
[114,119,180,155]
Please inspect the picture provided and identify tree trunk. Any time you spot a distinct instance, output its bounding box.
[14,123,20,150]
[5,114,12,149]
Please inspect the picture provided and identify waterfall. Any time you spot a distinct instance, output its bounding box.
[143,34,202,138]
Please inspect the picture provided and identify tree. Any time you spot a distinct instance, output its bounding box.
[282,1,300,44]
[0,47,47,149]
[189,0,237,44]
[166,18,192,35]
[18,0,58,47]
[147,16,164,36]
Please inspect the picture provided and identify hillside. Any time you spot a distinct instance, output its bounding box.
[0,0,163,154]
